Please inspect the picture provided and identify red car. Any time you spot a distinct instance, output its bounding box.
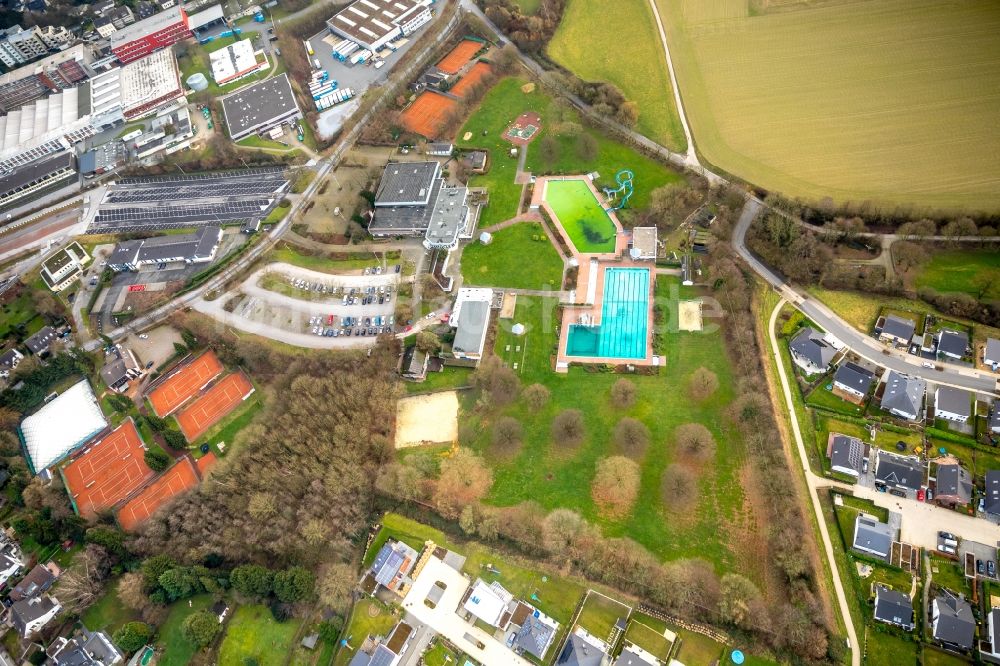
[917,488,925,502]
[327,314,334,325]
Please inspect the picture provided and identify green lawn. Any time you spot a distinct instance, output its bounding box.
[156,595,214,666]
[674,628,726,665]
[512,0,541,13]
[178,36,272,98]
[576,592,631,642]
[548,0,685,151]
[456,77,682,227]
[81,579,142,634]
[194,393,263,457]
[624,620,674,662]
[334,598,400,666]
[915,249,1000,299]
[0,290,44,339]
[806,383,866,416]
[543,179,618,253]
[404,367,474,394]
[422,640,460,666]
[928,555,968,595]
[237,134,293,151]
[923,647,971,666]
[863,631,919,666]
[460,222,563,289]
[461,276,764,581]
[218,605,302,666]
[270,243,398,274]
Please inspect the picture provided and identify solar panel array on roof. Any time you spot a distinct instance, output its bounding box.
[374,550,404,587]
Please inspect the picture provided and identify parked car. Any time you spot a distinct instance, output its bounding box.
[926,488,933,501]
[989,561,996,578]
[977,559,985,575]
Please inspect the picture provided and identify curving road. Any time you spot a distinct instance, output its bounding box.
[734,201,999,396]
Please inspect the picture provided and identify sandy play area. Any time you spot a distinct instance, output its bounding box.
[395,391,459,448]
[678,300,703,332]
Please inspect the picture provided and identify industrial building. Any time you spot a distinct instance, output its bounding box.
[0,45,95,114]
[209,38,265,85]
[220,74,301,141]
[90,48,185,121]
[80,140,126,177]
[326,0,432,52]
[18,379,108,474]
[0,25,72,68]
[107,226,222,271]
[134,105,194,159]
[0,151,77,210]
[109,5,190,63]
[369,161,471,247]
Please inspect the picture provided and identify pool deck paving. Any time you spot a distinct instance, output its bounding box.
[529,176,657,372]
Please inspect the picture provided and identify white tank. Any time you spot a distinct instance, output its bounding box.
[186,72,208,91]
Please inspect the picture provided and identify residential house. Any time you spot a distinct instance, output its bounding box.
[852,514,892,560]
[788,327,837,374]
[873,585,914,631]
[461,150,487,173]
[361,540,418,597]
[9,594,61,638]
[614,645,660,666]
[879,371,926,421]
[558,629,609,666]
[0,546,22,588]
[0,349,23,379]
[347,621,412,666]
[463,579,514,628]
[937,329,969,361]
[40,241,90,292]
[24,326,57,356]
[875,451,924,491]
[985,470,1000,517]
[10,561,59,601]
[935,386,972,423]
[100,346,143,393]
[827,434,866,478]
[985,338,1000,370]
[48,627,123,665]
[935,463,973,507]
[832,362,875,403]
[511,602,559,661]
[984,608,1000,661]
[932,591,975,651]
[878,314,916,346]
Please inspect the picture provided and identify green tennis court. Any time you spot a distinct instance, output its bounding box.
[544,179,617,253]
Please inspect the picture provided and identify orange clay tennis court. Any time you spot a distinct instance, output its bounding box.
[451,62,492,98]
[62,419,155,519]
[148,351,223,417]
[400,91,457,138]
[436,39,482,74]
[117,456,200,531]
[176,372,255,442]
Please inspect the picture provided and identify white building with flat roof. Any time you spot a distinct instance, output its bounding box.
[19,380,108,474]
[451,288,493,364]
[209,38,265,85]
[327,0,432,52]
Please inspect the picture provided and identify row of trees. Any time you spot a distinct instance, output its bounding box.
[480,0,566,53]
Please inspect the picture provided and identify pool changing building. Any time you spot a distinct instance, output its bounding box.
[327,0,432,53]
[450,288,493,364]
[369,161,472,249]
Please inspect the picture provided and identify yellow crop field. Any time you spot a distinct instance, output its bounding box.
[654,0,1000,212]
[548,0,687,152]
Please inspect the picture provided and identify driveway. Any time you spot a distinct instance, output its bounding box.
[401,556,532,666]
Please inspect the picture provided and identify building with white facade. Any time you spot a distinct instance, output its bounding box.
[0,25,72,68]
[327,0,432,52]
[209,38,265,85]
[450,288,493,364]
[40,241,90,292]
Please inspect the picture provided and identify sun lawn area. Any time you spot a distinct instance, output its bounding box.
[543,179,618,253]
[460,222,562,290]
[422,640,461,666]
[81,579,142,634]
[456,77,682,228]
[624,620,673,662]
[914,248,1000,300]
[218,605,303,666]
[576,592,631,641]
[334,598,400,666]
[458,276,765,583]
[269,243,398,274]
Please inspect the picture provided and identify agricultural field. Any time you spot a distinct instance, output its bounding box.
[655,0,1000,211]
[456,77,682,228]
[460,276,771,584]
[461,222,563,290]
[548,0,686,151]
[913,248,1000,300]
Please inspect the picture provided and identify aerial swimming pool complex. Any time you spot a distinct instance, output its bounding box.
[540,178,619,254]
[567,268,649,360]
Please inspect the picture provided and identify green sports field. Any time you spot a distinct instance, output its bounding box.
[655,0,1000,211]
[548,0,686,152]
[544,179,618,253]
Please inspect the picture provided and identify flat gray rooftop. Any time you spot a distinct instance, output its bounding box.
[424,187,468,247]
[221,74,300,138]
[374,161,438,206]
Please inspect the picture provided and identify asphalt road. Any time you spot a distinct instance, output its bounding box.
[733,199,1000,396]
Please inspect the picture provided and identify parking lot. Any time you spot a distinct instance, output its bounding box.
[959,539,999,581]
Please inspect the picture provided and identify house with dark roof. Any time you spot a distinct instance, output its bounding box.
[48,627,123,665]
[935,386,972,423]
[558,630,609,666]
[932,591,975,651]
[347,621,411,666]
[984,338,1000,370]
[875,451,923,491]
[832,362,875,402]
[425,142,453,156]
[878,314,916,346]
[991,403,1000,435]
[0,546,22,588]
[24,325,57,356]
[399,346,429,382]
[937,329,969,361]
[788,327,837,374]
[0,348,23,379]
[985,470,1000,517]
[880,371,926,421]
[9,594,61,638]
[511,602,559,661]
[852,515,892,560]
[873,585,914,631]
[934,462,972,507]
[10,561,59,601]
[827,434,866,478]
[614,646,660,666]
[362,540,418,597]
[100,346,143,393]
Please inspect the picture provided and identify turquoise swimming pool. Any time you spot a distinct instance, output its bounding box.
[566,267,649,359]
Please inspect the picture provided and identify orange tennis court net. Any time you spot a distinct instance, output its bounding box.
[147,351,223,417]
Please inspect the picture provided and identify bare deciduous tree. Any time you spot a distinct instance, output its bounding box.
[552,409,586,448]
[522,383,551,412]
[688,367,719,401]
[434,448,493,519]
[660,463,697,512]
[613,418,650,459]
[609,378,637,408]
[590,456,640,518]
[675,423,716,463]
